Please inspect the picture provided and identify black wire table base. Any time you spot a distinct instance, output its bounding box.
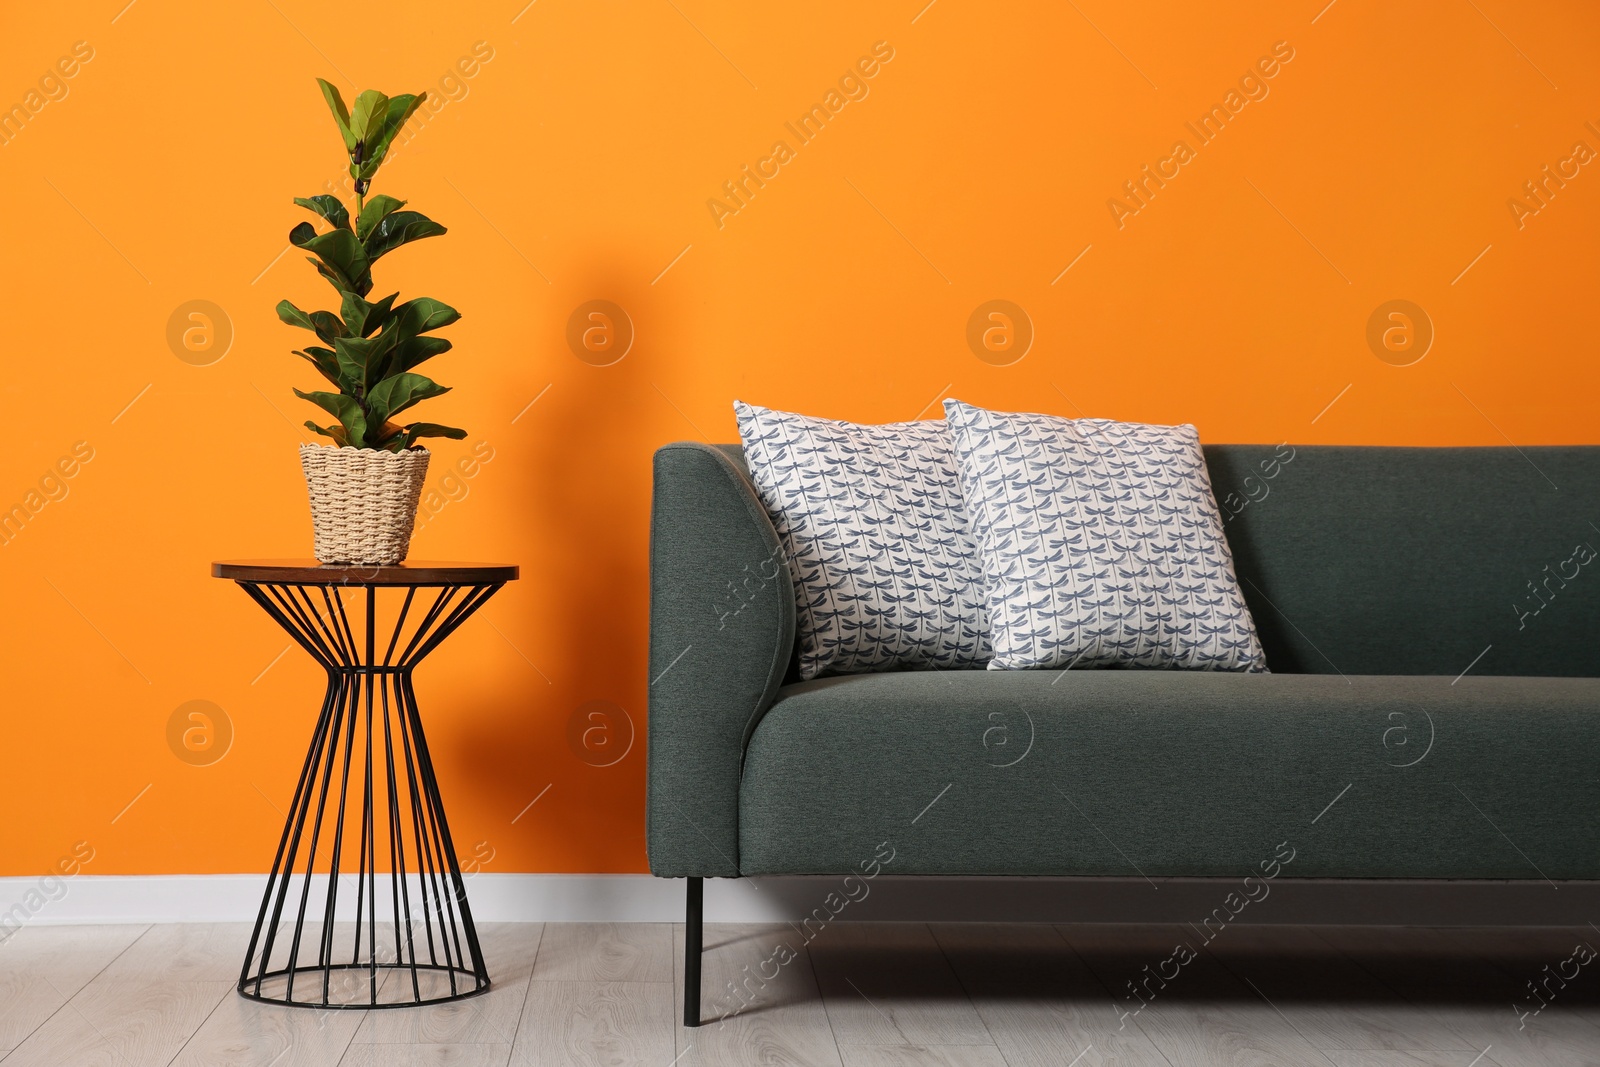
[233,578,504,1009]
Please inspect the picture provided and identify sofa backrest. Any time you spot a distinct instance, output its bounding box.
[1204,444,1599,677]
[712,442,1600,678]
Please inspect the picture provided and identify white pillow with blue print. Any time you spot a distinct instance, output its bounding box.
[944,398,1266,673]
[735,401,991,679]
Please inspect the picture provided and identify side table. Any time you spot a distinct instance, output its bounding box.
[213,559,518,1009]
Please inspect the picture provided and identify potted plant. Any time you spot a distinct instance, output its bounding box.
[278,79,465,565]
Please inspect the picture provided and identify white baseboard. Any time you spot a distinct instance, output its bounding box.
[0,874,694,926]
[5,873,1600,928]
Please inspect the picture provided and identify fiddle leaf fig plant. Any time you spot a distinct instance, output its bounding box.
[279,79,465,452]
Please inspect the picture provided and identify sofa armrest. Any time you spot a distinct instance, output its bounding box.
[647,442,795,878]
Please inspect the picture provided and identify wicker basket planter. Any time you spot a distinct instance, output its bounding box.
[299,444,430,565]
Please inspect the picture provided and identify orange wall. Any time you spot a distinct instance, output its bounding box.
[2,1,1597,877]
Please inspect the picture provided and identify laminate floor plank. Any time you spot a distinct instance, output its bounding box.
[0,925,148,1052]
[1314,927,1600,1067]
[0,975,82,1058]
[168,991,364,1067]
[932,923,1172,1067]
[352,923,541,1047]
[0,976,231,1067]
[509,981,673,1067]
[1061,923,1342,1067]
[837,1044,1010,1066]
[1322,1052,1508,1067]
[673,922,843,1067]
[808,923,990,1047]
[0,924,149,978]
[340,1044,512,1067]
[531,923,672,984]
[100,922,252,981]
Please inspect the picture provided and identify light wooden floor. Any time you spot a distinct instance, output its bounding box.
[1,922,1596,1065]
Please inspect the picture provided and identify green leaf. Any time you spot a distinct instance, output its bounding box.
[340,290,398,338]
[332,332,398,394]
[366,372,449,427]
[392,296,460,335]
[375,297,459,373]
[355,195,406,242]
[391,335,452,373]
[305,420,351,447]
[370,420,406,449]
[367,293,399,332]
[400,422,467,449]
[293,194,351,231]
[294,348,343,388]
[348,90,390,147]
[339,291,372,338]
[357,93,427,180]
[308,310,347,344]
[294,388,368,448]
[317,79,357,153]
[364,210,447,264]
[290,224,372,296]
[276,299,316,332]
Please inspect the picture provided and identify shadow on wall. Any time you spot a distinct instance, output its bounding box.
[458,260,675,872]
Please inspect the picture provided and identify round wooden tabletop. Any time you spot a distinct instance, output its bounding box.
[212,560,519,585]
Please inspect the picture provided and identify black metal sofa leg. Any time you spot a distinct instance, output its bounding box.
[684,877,703,1027]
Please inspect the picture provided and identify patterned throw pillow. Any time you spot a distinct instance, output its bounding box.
[943,399,1266,672]
[735,401,991,679]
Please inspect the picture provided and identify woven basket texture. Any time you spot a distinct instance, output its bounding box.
[299,444,430,564]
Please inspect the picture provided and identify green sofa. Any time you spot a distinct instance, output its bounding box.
[648,441,1600,1025]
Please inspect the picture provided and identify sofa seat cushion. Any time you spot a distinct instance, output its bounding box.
[738,670,1600,879]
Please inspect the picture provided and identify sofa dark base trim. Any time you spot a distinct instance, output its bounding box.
[684,877,703,1027]
[672,874,1600,1027]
